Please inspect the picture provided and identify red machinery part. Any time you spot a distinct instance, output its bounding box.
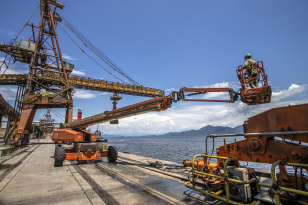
[65,148,108,161]
[77,109,82,120]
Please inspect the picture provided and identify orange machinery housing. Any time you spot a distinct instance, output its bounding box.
[52,128,115,166]
[51,96,175,167]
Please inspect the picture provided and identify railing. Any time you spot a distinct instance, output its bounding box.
[185,154,308,205]
[236,61,268,90]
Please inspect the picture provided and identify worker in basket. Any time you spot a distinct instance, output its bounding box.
[244,53,259,88]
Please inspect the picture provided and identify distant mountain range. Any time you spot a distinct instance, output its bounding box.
[102,125,243,138]
[150,125,243,137]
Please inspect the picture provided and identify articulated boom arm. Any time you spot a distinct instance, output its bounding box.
[65,87,241,131]
[171,88,238,103]
[65,96,173,130]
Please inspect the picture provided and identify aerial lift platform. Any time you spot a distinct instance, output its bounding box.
[51,69,271,167]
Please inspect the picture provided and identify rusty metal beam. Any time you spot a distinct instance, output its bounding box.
[65,96,173,130]
[0,94,16,119]
[0,74,165,97]
[214,104,308,165]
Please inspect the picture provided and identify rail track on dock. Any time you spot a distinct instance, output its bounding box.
[116,156,189,182]
[76,155,216,205]
[70,156,189,205]
[116,155,206,186]
[0,145,221,204]
[95,163,185,204]
[94,159,187,204]
[67,155,197,205]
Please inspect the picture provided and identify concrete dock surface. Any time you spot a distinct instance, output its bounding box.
[0,139,227,205]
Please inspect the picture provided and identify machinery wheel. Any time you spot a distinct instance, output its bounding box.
[107,146,118,162]
[54,145,66,167]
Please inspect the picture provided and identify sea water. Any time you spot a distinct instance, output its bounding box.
[104,135,274,173]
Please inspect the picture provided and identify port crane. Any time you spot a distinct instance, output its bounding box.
[0,0,164,145]
[0,2,279,200]
[4,1,302,204]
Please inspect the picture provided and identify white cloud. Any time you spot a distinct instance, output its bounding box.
[272,84,306,102]
[71,69,85,76]
[62,54,76,61]
[72,89,108,99]
[1,67,28,74]
[73,90,98,99]
[165,88,175,93]
[0,58,28,74]
[0,29,15,36]
[196,82,241,90]
[0,86,17,101]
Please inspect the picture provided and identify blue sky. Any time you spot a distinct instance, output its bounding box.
[1,0,308,135]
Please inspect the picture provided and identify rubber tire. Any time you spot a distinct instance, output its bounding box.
[107,146,118,162]
[54,145,66,167]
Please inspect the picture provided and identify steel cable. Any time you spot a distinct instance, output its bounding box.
[57,13,140,86]
[1,6,39,74]
[60,20,132,84]
[62,20,139,85]
[57,23,127,84]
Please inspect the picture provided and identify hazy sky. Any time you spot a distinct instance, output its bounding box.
[1,0,308,135]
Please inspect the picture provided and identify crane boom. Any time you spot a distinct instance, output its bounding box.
[62,87,238,131]
[65,96,173,130]
[0,74,164,98]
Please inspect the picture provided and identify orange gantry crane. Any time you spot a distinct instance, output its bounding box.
[0,0,163,145]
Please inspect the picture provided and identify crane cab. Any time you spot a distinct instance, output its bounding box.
[236,61,271,105]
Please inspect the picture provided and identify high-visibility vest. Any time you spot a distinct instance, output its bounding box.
[246,59,256,72]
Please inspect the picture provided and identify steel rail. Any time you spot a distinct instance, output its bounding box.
[95,161,186,204]
[116,156,188,181]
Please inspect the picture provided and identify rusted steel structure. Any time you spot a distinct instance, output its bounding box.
[237,61,272,105]
[0,74,164,97]
[217,103,308,164]
[171,87,238,103]
[1,0,75,145]
[0,0,164,145]
[63,96,173,130]
[184,104,308,204]
[0,94,17,121]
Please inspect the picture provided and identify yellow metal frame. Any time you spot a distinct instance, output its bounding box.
[185,154,308,205]
[258,159,308,205]
[0,74,165,97]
